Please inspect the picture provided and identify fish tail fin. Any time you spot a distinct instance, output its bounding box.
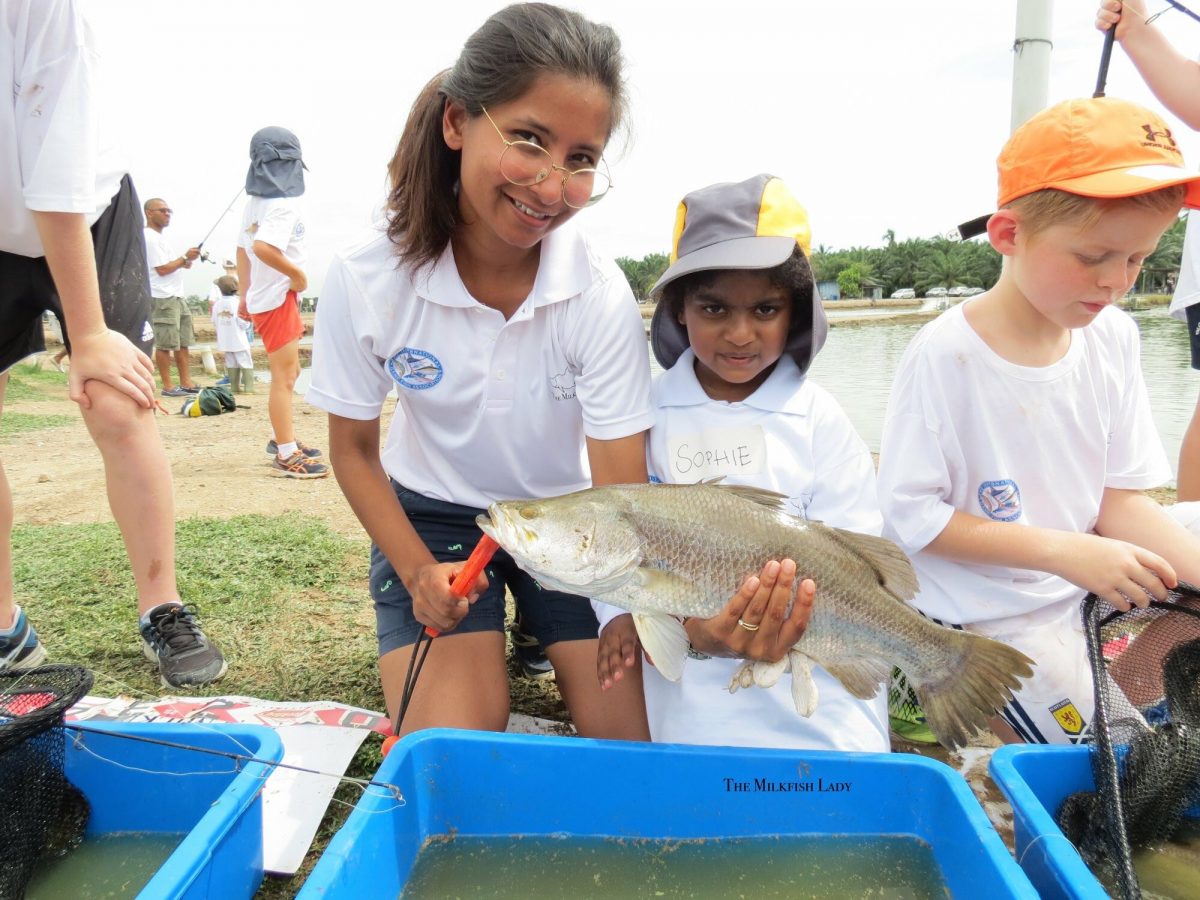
[912,631,1035,750]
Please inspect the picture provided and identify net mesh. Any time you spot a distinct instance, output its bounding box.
[1055,587,1200,900]
[0,664,94,898]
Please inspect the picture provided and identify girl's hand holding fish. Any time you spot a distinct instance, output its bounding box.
[685,559,815,663]
[596,614,642,691]
[409,561,487,633]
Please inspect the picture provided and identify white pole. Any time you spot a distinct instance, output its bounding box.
[1011,0,1054,132]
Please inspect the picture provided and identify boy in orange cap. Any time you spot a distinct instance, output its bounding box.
[877,96,1200,745]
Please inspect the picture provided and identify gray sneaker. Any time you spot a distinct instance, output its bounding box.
[140,603,227,688]
[0,607,48,672]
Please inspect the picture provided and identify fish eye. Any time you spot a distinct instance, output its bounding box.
[519,507,537,520]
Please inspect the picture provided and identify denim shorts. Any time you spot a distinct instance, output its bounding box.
[370,481,601,655]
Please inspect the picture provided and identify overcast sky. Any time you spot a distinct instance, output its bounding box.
[86,0,1200,296]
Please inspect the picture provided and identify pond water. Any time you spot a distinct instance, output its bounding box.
[650,306,1197,483]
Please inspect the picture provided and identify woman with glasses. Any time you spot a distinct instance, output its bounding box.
[306,3,654,739]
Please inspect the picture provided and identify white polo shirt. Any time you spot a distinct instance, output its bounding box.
[306,221,654,510]
[238,196,306,314]
[877,302,1170,627]
[598,352,889,752]
[1,0,124,258]
[144,227,183,298]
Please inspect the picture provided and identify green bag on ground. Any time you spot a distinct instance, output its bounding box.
[180,385,238,417]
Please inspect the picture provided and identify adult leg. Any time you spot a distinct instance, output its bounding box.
[266,338,300,449]
[549,638,650,740]
[380,632,511,735]
[1178,393,1200,501]
[154,348,175,391]
[77,379,179,615]
[174,348,195,390]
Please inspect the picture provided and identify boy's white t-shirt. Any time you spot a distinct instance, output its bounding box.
[211,293,251,354]
[597,351,889,753]
[305,221,654,511]
[1,0,125,258]
[877,302,1170,627]
[238,196,305,314]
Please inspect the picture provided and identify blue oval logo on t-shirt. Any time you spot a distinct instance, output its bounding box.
[387,348,443,390]
[978,479,1022,521]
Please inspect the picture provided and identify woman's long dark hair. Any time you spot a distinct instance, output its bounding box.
[385,3,627,272]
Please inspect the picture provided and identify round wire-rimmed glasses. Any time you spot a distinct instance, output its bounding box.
[480,106,612,209]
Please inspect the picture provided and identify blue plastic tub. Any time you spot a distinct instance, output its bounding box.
[990,743,1200,899]
[56,721,282,899]
[301,728,1035,898]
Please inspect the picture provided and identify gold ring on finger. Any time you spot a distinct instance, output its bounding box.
[737,618,761,632]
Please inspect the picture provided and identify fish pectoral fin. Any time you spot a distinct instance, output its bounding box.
[632,613,689,682]
[788,650,818,717]
[821,656,891,700]
[826,527,920,601]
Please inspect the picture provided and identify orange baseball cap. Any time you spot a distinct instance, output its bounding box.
[958,96,1200,238]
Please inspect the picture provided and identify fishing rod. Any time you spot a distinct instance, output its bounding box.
[1160,0,1200,26]
[194,186,245,263]
[64,721,406,802]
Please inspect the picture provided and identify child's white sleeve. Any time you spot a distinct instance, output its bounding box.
[808,394,884,537]
[876,351,957,554]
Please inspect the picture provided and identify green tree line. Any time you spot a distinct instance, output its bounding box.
[616,216,1188,300]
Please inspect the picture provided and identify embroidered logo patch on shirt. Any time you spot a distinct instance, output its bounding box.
[977,478,1022,521]
[550,370,576,401]
[1050,699,1085,737]
[386,348,443,390]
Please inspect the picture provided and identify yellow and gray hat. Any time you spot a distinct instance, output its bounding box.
[649,173,827,373]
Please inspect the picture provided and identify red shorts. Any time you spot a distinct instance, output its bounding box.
[250,290,304,354]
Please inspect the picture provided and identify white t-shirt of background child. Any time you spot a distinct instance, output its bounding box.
[1169,210,1200,321]
[1,0,125,258]
[144,227,183,298]
[595,351,889,753]
[877,302,1170,627]
[238,196,305,314]
[305,221,654,511]
[211,293,251,355]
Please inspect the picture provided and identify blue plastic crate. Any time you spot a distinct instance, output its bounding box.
[58,721,282,899]
[990,743,1200,899]
[301,728,1035,898]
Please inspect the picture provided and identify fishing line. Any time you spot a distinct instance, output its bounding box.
[62,722,406,807]
[195,186,245,257]
[1148,0,1200,26]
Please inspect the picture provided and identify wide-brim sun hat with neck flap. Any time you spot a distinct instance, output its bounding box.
[958,96,1200,239]
[649,173,828,373]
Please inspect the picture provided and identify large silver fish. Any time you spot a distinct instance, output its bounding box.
[477,481,1035,749]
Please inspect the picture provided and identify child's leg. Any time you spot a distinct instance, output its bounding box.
[77,380,179,615]
[266,340,300,450]
[380,634,510,734]
[1178,393,1200,502]
[0,374,13,629]
[511,571,650,740]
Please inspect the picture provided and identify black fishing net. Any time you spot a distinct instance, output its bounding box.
[0,664,94,898]
[1056,587,1200,900]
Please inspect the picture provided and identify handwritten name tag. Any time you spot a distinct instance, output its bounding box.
[669,425,765,480]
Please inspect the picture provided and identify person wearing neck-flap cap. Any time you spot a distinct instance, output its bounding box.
[593,174,890,753]
[236,126,327,478]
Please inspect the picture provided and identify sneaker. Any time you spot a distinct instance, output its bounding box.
[887,667,938,744]
[270,450,330,479]
[215,375,231,386]
[161,386,189,398]
[140,603,227,688]
[265,439,323,459]
[509,619,555,681]
[180,385,201,394]
[0,607,48,672]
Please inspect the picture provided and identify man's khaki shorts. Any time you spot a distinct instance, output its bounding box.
[151,296,193,351]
